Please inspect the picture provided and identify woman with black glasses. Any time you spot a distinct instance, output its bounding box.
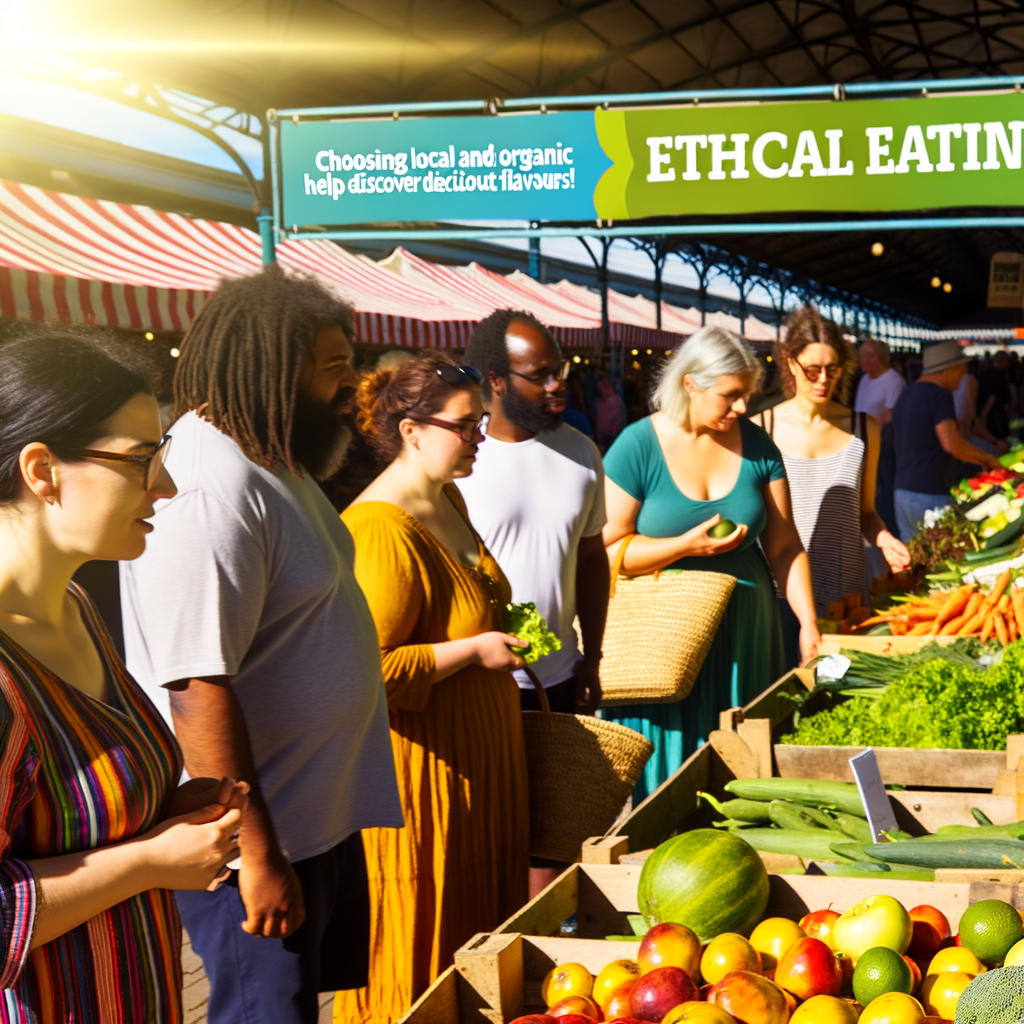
[754,306,910,630]
[335,354,529,1024]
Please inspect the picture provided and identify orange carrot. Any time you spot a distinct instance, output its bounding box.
[908,622,934,636]
[989,570,1012,606]
[1012,588,1024,637]
[934,585,974,629]
[960,593,984,623]
[1011,614,1019,643]
[996,611,1010,646]
[939,614,968,635]
[998,593,1012,614]
[981,612,997,643]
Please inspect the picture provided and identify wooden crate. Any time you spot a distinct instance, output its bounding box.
[400,862,1024,1024]
[602,665,1024,860]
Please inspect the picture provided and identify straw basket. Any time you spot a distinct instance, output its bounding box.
[521,670,653,863]
[599,534,737,706]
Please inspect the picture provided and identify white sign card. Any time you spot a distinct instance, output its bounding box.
[848,748,898,841]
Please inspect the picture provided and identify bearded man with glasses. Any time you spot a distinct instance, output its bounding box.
[457,309,609,898]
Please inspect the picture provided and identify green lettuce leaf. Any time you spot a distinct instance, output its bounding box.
[503,601,561,666]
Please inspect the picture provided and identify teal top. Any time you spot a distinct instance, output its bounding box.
[599,414,788,802]
[604,415,786,570]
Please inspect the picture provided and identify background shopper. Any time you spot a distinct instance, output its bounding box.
[892,339,1004,541]
[337,354,529,1024]
[120,266,402,1024]
[458,309,608,897]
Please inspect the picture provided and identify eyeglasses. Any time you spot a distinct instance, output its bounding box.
[508,361,571,388]
[71,435,172,490]
[407,415,489,442]
[795,361,844,382]
[436,365,483,387]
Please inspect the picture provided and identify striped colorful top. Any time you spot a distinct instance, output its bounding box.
[0,583,184,1022]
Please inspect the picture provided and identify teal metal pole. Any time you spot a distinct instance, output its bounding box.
[256,210,276,264]
[528,236,540,279]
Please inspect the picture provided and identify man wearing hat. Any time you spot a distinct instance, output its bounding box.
[891,339,1004,541]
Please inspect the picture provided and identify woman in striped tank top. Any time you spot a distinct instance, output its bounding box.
[755,307,910,619]
[0,331,246,1022]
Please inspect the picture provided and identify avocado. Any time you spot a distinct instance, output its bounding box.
[709,519,737,538]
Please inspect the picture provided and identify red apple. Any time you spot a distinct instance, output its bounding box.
[910,906,951,941]
[549,997,600,1019]
[629,967,699,1022]
[708,971,791,1022]
[836,952,854,996]
[554,1017,596,1024]
[904,954,923,996]
[638,922,702,982]
[607,1020,646,1024]
[800,908,841,947]
[510,1018,558,1024]
[774,937,843,1000]
[604,985,635,1020]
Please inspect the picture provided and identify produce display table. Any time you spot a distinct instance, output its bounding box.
[601,659,1024,862]
[398,863,1018,1024]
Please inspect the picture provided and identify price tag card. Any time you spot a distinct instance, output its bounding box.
[848,748,898,841]
[816,654,851,683]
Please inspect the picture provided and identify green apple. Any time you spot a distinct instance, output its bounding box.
[830,895,912,963]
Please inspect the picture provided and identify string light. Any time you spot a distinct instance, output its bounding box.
[871,242,884,256]
[931,276,942,288]
[170,347,181,358]
[631,349,638,355]
[144,331,154,341]
[572,354,581,364]
[943,282,952,293]
[646,349,652,355]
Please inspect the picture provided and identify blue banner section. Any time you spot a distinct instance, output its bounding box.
[279,111,609,227]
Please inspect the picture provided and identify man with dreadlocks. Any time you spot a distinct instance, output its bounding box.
[119,265,403,1024]
[456,309,609,897]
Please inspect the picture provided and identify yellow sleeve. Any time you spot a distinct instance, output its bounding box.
[343,512,438,713]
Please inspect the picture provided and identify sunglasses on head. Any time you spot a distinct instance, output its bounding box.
[436,365,483,387]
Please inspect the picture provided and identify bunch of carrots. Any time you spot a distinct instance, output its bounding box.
[860,569,1023,644]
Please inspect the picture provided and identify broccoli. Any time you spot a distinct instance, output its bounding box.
[503,602,561,666]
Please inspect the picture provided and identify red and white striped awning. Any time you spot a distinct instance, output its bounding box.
[0,179,483,346]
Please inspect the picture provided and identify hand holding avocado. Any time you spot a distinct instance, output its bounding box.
[677,514,748,558]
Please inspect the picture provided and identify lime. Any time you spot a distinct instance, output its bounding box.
[853,946,913,1006]
[958,898,1024,964]
[709,519,737,538]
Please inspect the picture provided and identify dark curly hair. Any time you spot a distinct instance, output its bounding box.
[775,305,858,404]
[173,264,354,473]
[356,352,473,464]
[465,309,558,399]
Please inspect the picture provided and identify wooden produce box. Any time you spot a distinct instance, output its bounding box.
[399,862,1022,1024]
[602,664,1024,862]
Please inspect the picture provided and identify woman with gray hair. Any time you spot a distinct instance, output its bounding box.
[601,326,818,800]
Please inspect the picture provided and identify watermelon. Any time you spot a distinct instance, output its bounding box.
[637,828,769,942]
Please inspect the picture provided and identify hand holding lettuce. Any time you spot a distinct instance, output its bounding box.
[503,601,561,666]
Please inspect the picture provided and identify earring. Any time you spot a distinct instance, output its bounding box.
[44,496,55,505]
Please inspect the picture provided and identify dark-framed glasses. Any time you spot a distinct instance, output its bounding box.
[71,434,172,489]
[407,414,489,442]
[508,360,571,388]
[436,364,483,387]
[795,361,843,382]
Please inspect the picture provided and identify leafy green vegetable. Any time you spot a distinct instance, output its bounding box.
[781,641,1024,750]
[503,602,561,666]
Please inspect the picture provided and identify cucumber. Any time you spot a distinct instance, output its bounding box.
[713,818,757,829]
[830,841,885,863]
[820,863,936,881]
[697,792,772,823]
[963,539,1021,563]
[832,813,875,843]
[724,778,867,818]
[729,828,853,861]
[972,807,995,827]
[769,801,831,832]
[868,838,1024,869]
[983,512,1024,551]
[797,805,848,832]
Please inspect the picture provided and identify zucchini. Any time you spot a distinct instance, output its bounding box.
[931,822,1024,839]
[729,828,853,861]
[697,792,772,823]
[830,841,885,863]
[868,838,1024,869]
[972,807,995,827]
[769,801,831,832]
[983,513,1024,551]
[797,805,848,832]
[820,863,936,882]
[724,778,866,818]
[963,539,1021,563]
[713,818,757,829]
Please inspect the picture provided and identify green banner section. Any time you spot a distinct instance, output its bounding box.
[593,92,1024,219]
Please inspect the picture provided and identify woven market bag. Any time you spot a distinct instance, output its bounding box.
[600,534,737,706]
[521,670,653,863]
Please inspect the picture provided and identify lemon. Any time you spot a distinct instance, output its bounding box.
[920,970,973,1018]
[1005,937,1024,966]
[790,994,860,1024]
[857,991,925,1024]
[926,946,986,976]
[959,899,1024,965]
[853,947,913,1007]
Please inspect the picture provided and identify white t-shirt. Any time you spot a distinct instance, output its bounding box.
[854,368,906,422]
[119,413,403,863]
[456,423,606,689]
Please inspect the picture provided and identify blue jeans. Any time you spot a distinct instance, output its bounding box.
[894,489,950,543]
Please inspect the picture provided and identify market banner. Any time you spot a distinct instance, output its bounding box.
[278,91,1024,228]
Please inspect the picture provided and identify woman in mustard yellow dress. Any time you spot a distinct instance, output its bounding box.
[335,355,530,1024]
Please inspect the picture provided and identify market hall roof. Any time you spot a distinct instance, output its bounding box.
[7,0,1024,326]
